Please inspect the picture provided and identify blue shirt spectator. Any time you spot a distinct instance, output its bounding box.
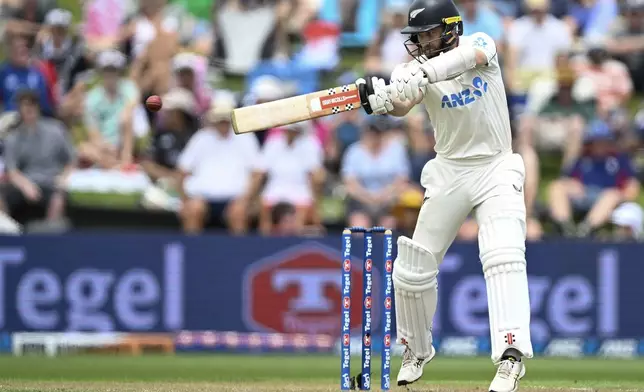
[341,116,410,228]
[565,152,635,190]
[460,0,504,42]
[570,0,618,39]
[0,36,53,116]
[564,121,635,190]
[342,132,410,193]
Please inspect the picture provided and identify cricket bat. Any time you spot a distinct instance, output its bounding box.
[232,83,362,134]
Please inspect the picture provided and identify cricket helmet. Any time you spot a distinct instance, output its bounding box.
[401,0,464,60]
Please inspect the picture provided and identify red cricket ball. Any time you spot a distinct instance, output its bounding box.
[146,95,162,112]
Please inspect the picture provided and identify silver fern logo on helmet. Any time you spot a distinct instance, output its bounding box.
[410,8,425,18]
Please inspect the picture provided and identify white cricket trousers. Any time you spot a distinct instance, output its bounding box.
[413,151,527,264]
[407,151,534,362]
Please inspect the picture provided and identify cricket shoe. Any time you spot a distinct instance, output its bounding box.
[489,358,526,392]
[396,343,435,386]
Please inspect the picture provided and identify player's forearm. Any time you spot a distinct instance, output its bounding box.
[420,44,478,83]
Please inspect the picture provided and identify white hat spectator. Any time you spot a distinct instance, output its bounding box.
[611,202,644,238]
[172,53,198,73]
[206,97,236,123]
[162,88,197,115]
[45,9,72,27]
[96,50,127,70]
[251,76,285,102]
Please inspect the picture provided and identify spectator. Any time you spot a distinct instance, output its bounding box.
[178,99,259,234]
[611,202,644,241]
[547,120,640,237]
[251,121,325,235]
[3,0,56,42]
[211,0,286,74]
[568,0,618,39]
[121,0,180,60]
[243,75,289,145]
[0,89,74,225]
[269,201,326,237]
[505,0,572,116]
[341,116,410,229]
[82,0,134,52]
[140,88,198,211]
[406,119,435,187]
[0,34,53,116]
[170,52,211,116]
[35,9,92,96]
[458,0,504,44]
[519,56,595,168]
[573,40,633,119]
[269,202,299,236]
[128,0,180,99]
[391,189,423,238]
[364,1,410,75]
[81,50,140,168]
[607,0,644,93]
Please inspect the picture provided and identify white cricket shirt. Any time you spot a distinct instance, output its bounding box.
[420,33,512,160]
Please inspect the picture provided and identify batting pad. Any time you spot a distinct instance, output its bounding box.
[392,236,438,359]
[479,216,534,363]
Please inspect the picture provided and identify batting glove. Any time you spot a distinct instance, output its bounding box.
[390,63,428,102]
[356,77,394,115]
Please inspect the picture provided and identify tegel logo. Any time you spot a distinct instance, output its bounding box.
[243,242,377,335]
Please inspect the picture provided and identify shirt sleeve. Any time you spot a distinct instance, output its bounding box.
[393,143,411,179]
[341,144,359,179]
[468,32,498,65]
[243,134,261,170]
[83,91,98,130]
[554,20,573,52]
[562,159,581,178]
[36,72,54,117]
[3,134,18,172]
[177,132,203,173]
[122,79,140,102]
[253,139,270,172]
[57,123,75,166]
[506,21,524,48]
[303,138,323,172]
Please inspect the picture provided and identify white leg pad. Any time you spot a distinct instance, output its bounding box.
[392,236,438,359]
[479,215,534,364]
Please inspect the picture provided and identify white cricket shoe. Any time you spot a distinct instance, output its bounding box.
[489,358,526,392]
[396,343,436,386]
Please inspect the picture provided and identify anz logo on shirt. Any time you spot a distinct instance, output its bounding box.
[441,77,489,109]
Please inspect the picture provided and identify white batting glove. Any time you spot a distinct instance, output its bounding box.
[356,77,394,115]
[390,63,428,102]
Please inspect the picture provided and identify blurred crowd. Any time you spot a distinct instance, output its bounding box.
[0,0,643,241]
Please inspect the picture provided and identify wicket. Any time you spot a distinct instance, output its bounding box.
[341,226,394,391]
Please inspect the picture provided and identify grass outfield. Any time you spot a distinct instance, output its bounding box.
[0,355,642,391]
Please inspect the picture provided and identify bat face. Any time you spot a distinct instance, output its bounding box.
[232,83,363,134]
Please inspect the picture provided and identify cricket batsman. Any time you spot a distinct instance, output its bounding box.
[355,0,533,391]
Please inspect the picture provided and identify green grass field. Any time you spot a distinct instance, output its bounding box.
[0,354,642,391]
